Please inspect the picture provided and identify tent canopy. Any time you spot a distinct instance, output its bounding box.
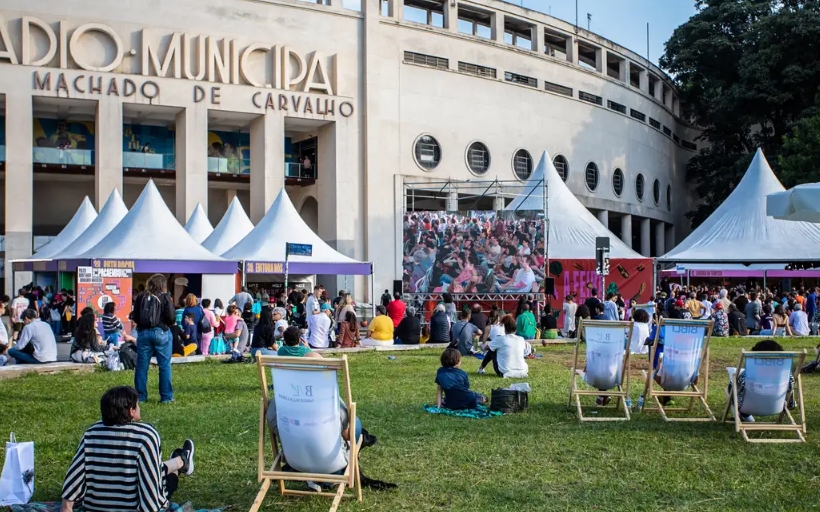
[201,197,254,255]
[77,180,228,263]
[56,189,129,260]
[767,182,820,223]
[184,203,214,243]
[659,149,820,263]
[222,189,372,275]
[31,197,97,259]
[506,151,646,259]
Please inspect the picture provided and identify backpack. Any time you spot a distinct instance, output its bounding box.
[118,342,137,370]
[198,307,212,334]
[138,293,164,329]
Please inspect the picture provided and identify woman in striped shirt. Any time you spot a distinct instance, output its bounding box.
[61,386,195,512]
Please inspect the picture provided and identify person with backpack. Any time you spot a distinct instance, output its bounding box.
[131,274,177,404]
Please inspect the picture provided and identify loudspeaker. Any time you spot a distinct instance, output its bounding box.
[393,280,403,295]
[543,277,555,295]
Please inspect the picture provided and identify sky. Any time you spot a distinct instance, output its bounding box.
[513,0,697,67]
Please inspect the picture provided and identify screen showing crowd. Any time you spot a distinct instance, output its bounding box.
[402,211,545,294]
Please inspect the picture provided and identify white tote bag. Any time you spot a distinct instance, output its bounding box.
[0,433,35,505]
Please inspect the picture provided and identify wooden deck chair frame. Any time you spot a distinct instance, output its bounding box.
[567,319,634,422]
[721,349,807,443]
[250,355,362,512]
[641,318,716,422]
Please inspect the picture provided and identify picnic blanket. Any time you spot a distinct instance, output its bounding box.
[423,404,502,419]
[5,502,225,512]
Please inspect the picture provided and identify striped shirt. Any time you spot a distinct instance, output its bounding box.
[102,314,124,335]
[62,421,168,512]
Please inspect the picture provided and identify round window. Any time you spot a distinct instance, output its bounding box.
[512,149,532,180]
[413,135,441,170]
[666,185,672,211]
[653,179,661,205]
[636,174,645,201]
[585,163,599,191]
[553,155,569,182]
[612,168,624,197]
[466,142,491,175]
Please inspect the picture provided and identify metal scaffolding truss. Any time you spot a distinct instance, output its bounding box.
[402,177,545,212]
[404,292,547,303]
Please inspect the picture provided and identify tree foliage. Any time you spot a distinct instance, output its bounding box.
[661,0,820,227]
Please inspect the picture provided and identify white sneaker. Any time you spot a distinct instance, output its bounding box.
[306,481,322,493]
[477,368,486,375]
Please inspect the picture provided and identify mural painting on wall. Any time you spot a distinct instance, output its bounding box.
[32,118,95,165]
[207,131,250,174]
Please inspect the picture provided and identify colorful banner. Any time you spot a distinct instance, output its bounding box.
[77,267,133,334]
[547,257,653,326]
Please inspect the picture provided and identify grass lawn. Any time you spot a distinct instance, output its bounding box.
[3,337,820,511]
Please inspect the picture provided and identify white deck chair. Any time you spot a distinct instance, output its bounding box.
[568,319,634,421]
[722,350,807,443]
[251,355,362,512]
[641,318,715,421]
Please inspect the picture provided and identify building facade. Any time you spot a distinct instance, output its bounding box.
[0,0,699,296]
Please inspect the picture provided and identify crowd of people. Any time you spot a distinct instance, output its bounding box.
[402,212,546,294]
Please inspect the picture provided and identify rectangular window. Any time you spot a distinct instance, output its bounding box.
[630,109,646,122]
[663,126,672,137]
[579,91,603,106]
[504,71,537,88]
[544,81,573,97]
[403,51,448,70]
[607,100,627,114]
[458,61,497,78]
[672,133,680,143]
[649,118,661,130]
[682,140,697,151]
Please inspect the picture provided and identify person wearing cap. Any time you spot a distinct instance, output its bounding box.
[307,302,333,349]
[789,303,810,336]
[712,302,729,337]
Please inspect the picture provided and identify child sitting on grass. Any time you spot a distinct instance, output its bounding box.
[436,348,488,410]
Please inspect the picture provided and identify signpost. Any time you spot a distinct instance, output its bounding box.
[595,236,610,294]
[284,243,313,290]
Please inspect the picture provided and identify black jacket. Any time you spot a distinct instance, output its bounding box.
[132,291,176,331]
[429,311,451,343]
[396,316,421,344]
[728,310,748,336]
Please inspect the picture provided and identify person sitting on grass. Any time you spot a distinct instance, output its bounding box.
[7,309,57,365]
[173,313,198,357]
[727,339,796,423]
[69,309,108,363]
[0,342,8,366]
[477,315,529,377]
[277,324,323,358]
[515,303,537,340]
[436,348,488,410]
[101,301,135,345]
[267,327,392,492]
[61,385,194,512]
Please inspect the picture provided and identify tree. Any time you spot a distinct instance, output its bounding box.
[779,107,820,186]
[661,0,820,227]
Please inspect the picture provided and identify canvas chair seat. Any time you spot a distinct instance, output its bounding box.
[266,367,349,475]
[252,355,362,512]
[722,350,806,443]
[641,319,715,422]
[568,320,633,422]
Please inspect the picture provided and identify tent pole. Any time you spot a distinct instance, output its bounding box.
[241,261,247,288]
[370,269,375,319]
[686,269,690,288]
[763,270,767,291]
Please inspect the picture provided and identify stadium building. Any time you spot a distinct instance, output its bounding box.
[0,0,698,295]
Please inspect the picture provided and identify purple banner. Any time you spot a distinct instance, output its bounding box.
[244,260,372,275]
[15,259,237,274]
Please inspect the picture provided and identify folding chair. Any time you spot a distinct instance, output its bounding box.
[568,319,634,421]
[641,318,715,421]
[251,355,362,512]
[722,350,807,443]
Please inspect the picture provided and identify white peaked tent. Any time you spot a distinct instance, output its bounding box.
[659,149,820,263]
[184,203,214,243]
[767,182,820,223]
[202,197,254,255]
[31,197,97,259]
[222,188,372,275]
[56,189,128,259]
[77,180,227,262]
[506,151,646,259]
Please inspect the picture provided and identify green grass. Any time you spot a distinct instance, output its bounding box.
[3,338,820,511]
